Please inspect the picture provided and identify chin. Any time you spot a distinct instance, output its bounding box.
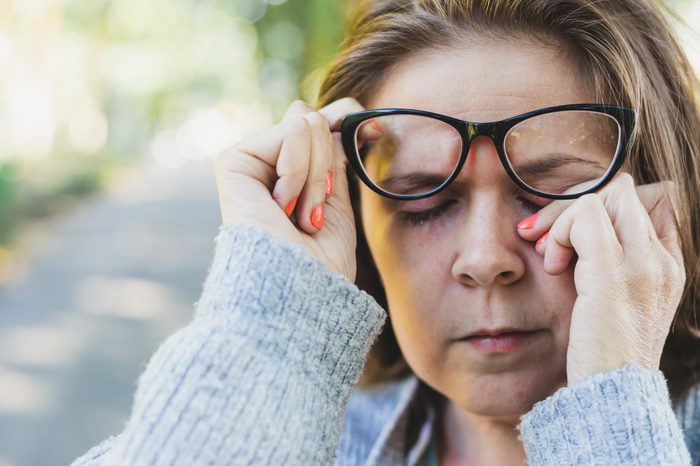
[448,366,567,418]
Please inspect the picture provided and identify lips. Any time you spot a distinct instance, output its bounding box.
[462,330,542,353]
[464,328,538,338]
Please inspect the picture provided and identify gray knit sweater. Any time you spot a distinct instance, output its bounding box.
[72,224,700,465]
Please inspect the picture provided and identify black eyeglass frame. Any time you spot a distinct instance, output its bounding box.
[340,103,638,201]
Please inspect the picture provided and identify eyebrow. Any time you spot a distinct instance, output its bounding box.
[379,172,463,193]
[513,153,609,180]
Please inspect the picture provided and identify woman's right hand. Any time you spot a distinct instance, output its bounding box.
[214,98,375,283]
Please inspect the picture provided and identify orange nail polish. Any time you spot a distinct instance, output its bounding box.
[284,196,298,217]
[326,170,333,196]
[311,204,324,229]
[517,213,538,229]
[536,231,549,246]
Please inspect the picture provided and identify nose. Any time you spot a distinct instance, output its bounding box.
[450,137,526,287]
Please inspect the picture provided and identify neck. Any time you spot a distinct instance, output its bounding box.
[438,400,526,466]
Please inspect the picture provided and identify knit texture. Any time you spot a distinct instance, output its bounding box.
[518,364,692,465]
[71,224,697,466]
[73,224,386,465]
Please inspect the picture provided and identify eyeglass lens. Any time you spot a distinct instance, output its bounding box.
[354,111,621,197]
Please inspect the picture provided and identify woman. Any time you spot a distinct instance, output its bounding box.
[73,0,700,465]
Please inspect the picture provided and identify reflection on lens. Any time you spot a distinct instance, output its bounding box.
[355,114,462,196]
[504,111,620,196]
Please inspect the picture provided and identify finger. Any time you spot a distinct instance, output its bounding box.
[223,115,308,191]
[318,97,382,150]
[635,181,684,269]
[229,99,315,184]
[594,172,655,254]
[516,198,572,242]
[535,229,575,271]
[542,193,623,275]
[296,111,332,233]
[635,181,681,229]
[317,97,366,131]
[357,117,384,148]
[323,132,356,233]
[329,132,351,206]
[269,115,311,218]
[521,173,647,263]
[284,99,315,120]
[515,178,602,242]
[325,131,334,198]
[271,100,319,222]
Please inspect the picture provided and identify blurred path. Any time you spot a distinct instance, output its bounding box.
[0,158,222,466]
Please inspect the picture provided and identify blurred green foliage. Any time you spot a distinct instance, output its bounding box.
[256,0,348,108]
[2,0,692,248]
[0,0,349,247]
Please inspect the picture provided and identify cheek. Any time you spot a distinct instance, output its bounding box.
[379,229,459,378]
[525,251,577,342]
[381,236,448,332]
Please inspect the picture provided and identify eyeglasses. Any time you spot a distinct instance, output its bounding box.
[340,104,637,200]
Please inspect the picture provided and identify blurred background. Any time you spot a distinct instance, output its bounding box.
[0,1,697,465]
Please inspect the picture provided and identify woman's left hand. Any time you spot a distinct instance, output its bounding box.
[516,172,686,386]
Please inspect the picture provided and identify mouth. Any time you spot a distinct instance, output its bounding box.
[464,327,539,338]
[459,329,542,353]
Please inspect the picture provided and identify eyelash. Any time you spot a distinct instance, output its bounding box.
[396,200,457,226]
[396,197,546,227]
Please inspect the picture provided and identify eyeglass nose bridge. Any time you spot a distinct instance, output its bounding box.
[463,120,503,142]
[459,121,508,159]
[452,120,518,190]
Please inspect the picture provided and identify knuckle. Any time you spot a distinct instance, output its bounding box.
[290,99,313,111]
[617,172,635,186]
[632,260,657,283]
[286,114,311,133]
[661,180,676,192]
[664,251,686,282]
[338,96,360,105]
[214,146,239,169]
[304,111,330,131]
[578,193,603,212]
[338,97,363,110]
[677,264,688,289]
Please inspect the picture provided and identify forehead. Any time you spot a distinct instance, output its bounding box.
[367,39,593,121]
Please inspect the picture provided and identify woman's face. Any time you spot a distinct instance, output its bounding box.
[360,40,588,419]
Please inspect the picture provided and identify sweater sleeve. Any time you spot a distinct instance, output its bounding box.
[518,363,692,466]
[71,224,387,466]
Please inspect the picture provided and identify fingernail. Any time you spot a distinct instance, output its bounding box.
[326,170,333,196]
[284,196,298,217]
[536,231,549,246]
[311,203,324,230]
[517,213,538,229]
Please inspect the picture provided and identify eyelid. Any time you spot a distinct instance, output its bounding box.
[511,186,551,207]
[399,198,443,212]
[394,187,553,214]
[522,193,553,208]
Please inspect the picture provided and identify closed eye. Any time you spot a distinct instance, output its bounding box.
[395,194,551,227]
[396,200,457,227]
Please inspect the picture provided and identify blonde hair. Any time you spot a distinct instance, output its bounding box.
[316,0,700,404]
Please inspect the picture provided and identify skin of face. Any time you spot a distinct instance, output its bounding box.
[359,39,592,452]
